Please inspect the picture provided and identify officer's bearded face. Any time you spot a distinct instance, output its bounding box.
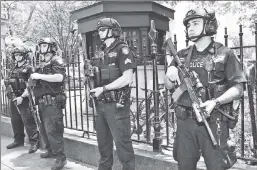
[186,18,205,40]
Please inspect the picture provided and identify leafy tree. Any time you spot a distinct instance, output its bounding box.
[1,1,97,63]
[159,1,256,32]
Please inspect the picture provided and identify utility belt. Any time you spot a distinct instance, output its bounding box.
[175,103,237,127]
[96,88,130,104]
[38,93,66,109]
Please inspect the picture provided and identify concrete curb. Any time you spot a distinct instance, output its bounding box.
[0,115,182,170]
[2,115,256,170]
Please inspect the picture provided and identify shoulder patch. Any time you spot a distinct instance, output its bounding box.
[121,47,129,55]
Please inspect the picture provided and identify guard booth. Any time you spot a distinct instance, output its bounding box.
[70,0,174,97]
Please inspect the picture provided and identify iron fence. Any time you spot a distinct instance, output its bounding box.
[1,24,257,161]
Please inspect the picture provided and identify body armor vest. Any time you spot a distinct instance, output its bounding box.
[91,40,127,87]
[8,63,32,95]
[176,42,231,107]
[33,58,65,99]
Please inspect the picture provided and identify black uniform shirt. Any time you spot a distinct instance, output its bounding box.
[169,41,246,107]
[34,56,66,99]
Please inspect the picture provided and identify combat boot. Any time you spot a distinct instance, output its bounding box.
[40,150,55,158]
[28,142,39,154]
[6,141,24,149]
[51,157,67,170]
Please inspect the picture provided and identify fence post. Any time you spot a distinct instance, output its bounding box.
[255,23,257,123]
[239,24,245,157]
[142,36,150,142]
[0,50,2,115]
[148,20,161,152]
[224,27,228,47]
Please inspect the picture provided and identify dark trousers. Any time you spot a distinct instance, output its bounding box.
[95,100,135,170]
[38,102,66,158]
[174,117,229,170]
[10,98,39,145]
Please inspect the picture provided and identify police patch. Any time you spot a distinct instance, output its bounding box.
[124,58,132,65]
[122,47,129,55]
[214,54,226,62]
[108,52,117,58]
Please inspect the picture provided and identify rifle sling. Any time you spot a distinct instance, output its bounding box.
[185,45,194,68]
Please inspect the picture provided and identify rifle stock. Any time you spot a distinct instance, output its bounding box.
[163,38,217,146]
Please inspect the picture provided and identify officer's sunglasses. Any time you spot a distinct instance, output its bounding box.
[98,27,108,32]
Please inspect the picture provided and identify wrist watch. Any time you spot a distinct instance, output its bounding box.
[213,98,221,108]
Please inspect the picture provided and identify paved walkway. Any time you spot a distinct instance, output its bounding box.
[1,136,97,170]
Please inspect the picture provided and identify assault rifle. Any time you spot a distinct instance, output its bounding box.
[27,78,41,131]
[84,57,98,132]
[163,38,217,147]
[5,83,22,115]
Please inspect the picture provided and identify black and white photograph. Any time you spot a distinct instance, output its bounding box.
[1,0,257,170]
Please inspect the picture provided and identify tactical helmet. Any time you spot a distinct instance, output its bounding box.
[96,18,122,38]
[38,37,58,54]
[11,45,30,61]
[183,8,218,40]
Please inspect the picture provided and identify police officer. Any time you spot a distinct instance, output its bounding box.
[30,38,67,170]
[164,8,246,170]
[89,18,136,170]
[4,44,39,153]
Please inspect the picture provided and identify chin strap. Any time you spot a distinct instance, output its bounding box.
[187,20,207,42]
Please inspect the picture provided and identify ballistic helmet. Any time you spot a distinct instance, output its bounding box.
[96,18,122,38]
[183,8,218,41]
[38,37,58,55]
[11,45,30,61]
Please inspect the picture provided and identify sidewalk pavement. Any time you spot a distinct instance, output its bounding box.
[1,136,97,170]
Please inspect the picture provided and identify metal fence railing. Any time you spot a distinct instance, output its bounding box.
[1,23,257,162]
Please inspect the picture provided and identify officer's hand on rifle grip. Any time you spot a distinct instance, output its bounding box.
[13,96,23,105]
[199,99,217,117]
[166,66,181,85]
[90,87,104,98]
[90,92,96,98]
